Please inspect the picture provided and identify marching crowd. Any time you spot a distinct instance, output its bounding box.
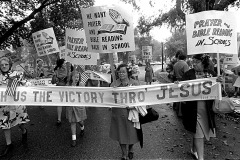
[0,51,230,160]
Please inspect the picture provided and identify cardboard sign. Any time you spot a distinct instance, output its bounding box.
[85,70,111,83]
[223,54,239,64]
[65,28,98,65]
[32,28,60,57]
[81,5,135,53]
[142,46,152,60]
[186,11,237,55]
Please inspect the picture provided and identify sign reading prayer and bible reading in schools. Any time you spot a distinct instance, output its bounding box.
[0,78,221,107]
[81,5,135,53]
[142,46,152,60]
[32,28,60,57]
[186,11,237,55]
[65,28,98,65]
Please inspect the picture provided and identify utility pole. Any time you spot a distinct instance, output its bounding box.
[161,42,164,72]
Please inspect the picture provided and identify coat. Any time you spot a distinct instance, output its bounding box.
[109,78,143,147]
[181,68,216,133]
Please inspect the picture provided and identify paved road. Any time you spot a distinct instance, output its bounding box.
[1,104,240,160]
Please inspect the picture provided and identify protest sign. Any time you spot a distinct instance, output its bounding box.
[65,28,98,65]
[142,46,152,60]
[0,78,221,107]
[59,46,66,59]
[186,11,237,55]
[28,78,53,86]
[85,70,111,83]
[223,54,239,64]
[32,28,60,57]
[81,5,135,53]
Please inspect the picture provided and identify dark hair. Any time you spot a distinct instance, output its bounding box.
[212,58,217,64]
[175,50,183,59]
[116,63,132,78]
[54,58,65,71]
[192,54,210,70]
[178,52,187,60]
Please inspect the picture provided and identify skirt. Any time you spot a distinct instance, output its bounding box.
[66,106,87,123]
[0,105,30,129]
[109,108,139,144]
[194,101,216,140]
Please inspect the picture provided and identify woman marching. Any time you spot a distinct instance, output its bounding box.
[0,57,30,157]
[66,70,87,147]
[109,63,144,160]
[181,54,222,160]
[51,59,69,126]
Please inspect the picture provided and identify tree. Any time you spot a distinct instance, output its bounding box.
[136,0,240,35]
[0,0,94,49]
[164,29,187,59]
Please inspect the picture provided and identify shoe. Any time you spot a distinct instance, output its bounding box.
[71,140,76,147]
[0,144,14,157]
[80,129,84,137]
[128,151,134,159]
[191,148,198,160]
[56,120,61,127]
[22,129,28,145]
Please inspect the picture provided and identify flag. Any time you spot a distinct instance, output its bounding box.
[78,65,89,84]
[5,78,20,96]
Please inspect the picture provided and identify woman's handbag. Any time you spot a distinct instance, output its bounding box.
[213,97,235,114]
[139,108,159,124]
[212,87,235,114]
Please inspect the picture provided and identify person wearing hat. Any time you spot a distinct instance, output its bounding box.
[0,57,30,157]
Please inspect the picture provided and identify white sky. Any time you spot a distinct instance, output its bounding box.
[94,0,240,42]
[94,0,174,42]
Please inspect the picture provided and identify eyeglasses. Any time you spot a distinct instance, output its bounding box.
[1,63,9,67]
[118,71,127,74]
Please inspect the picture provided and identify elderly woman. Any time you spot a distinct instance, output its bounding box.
[109,64,143,160]
[181,54,222,160]
[0,57,29,157]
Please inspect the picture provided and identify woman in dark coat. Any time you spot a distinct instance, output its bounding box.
[181,54,222,160]
[109,64,142,160]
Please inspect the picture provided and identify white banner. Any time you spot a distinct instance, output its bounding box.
[81,5,135,53]
[32,28,60,57]
[0,78,221,107]
[65,28,98,65]
[142,46,152,60]
[186,11,237,55]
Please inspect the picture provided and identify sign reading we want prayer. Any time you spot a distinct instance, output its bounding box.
[65,28,99,65]
[0,78,221,107]
[81,5,135,53]
[186,11,237,55]
[32,27,60,57]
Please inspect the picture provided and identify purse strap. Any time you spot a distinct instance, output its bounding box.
[221,84,228,97]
